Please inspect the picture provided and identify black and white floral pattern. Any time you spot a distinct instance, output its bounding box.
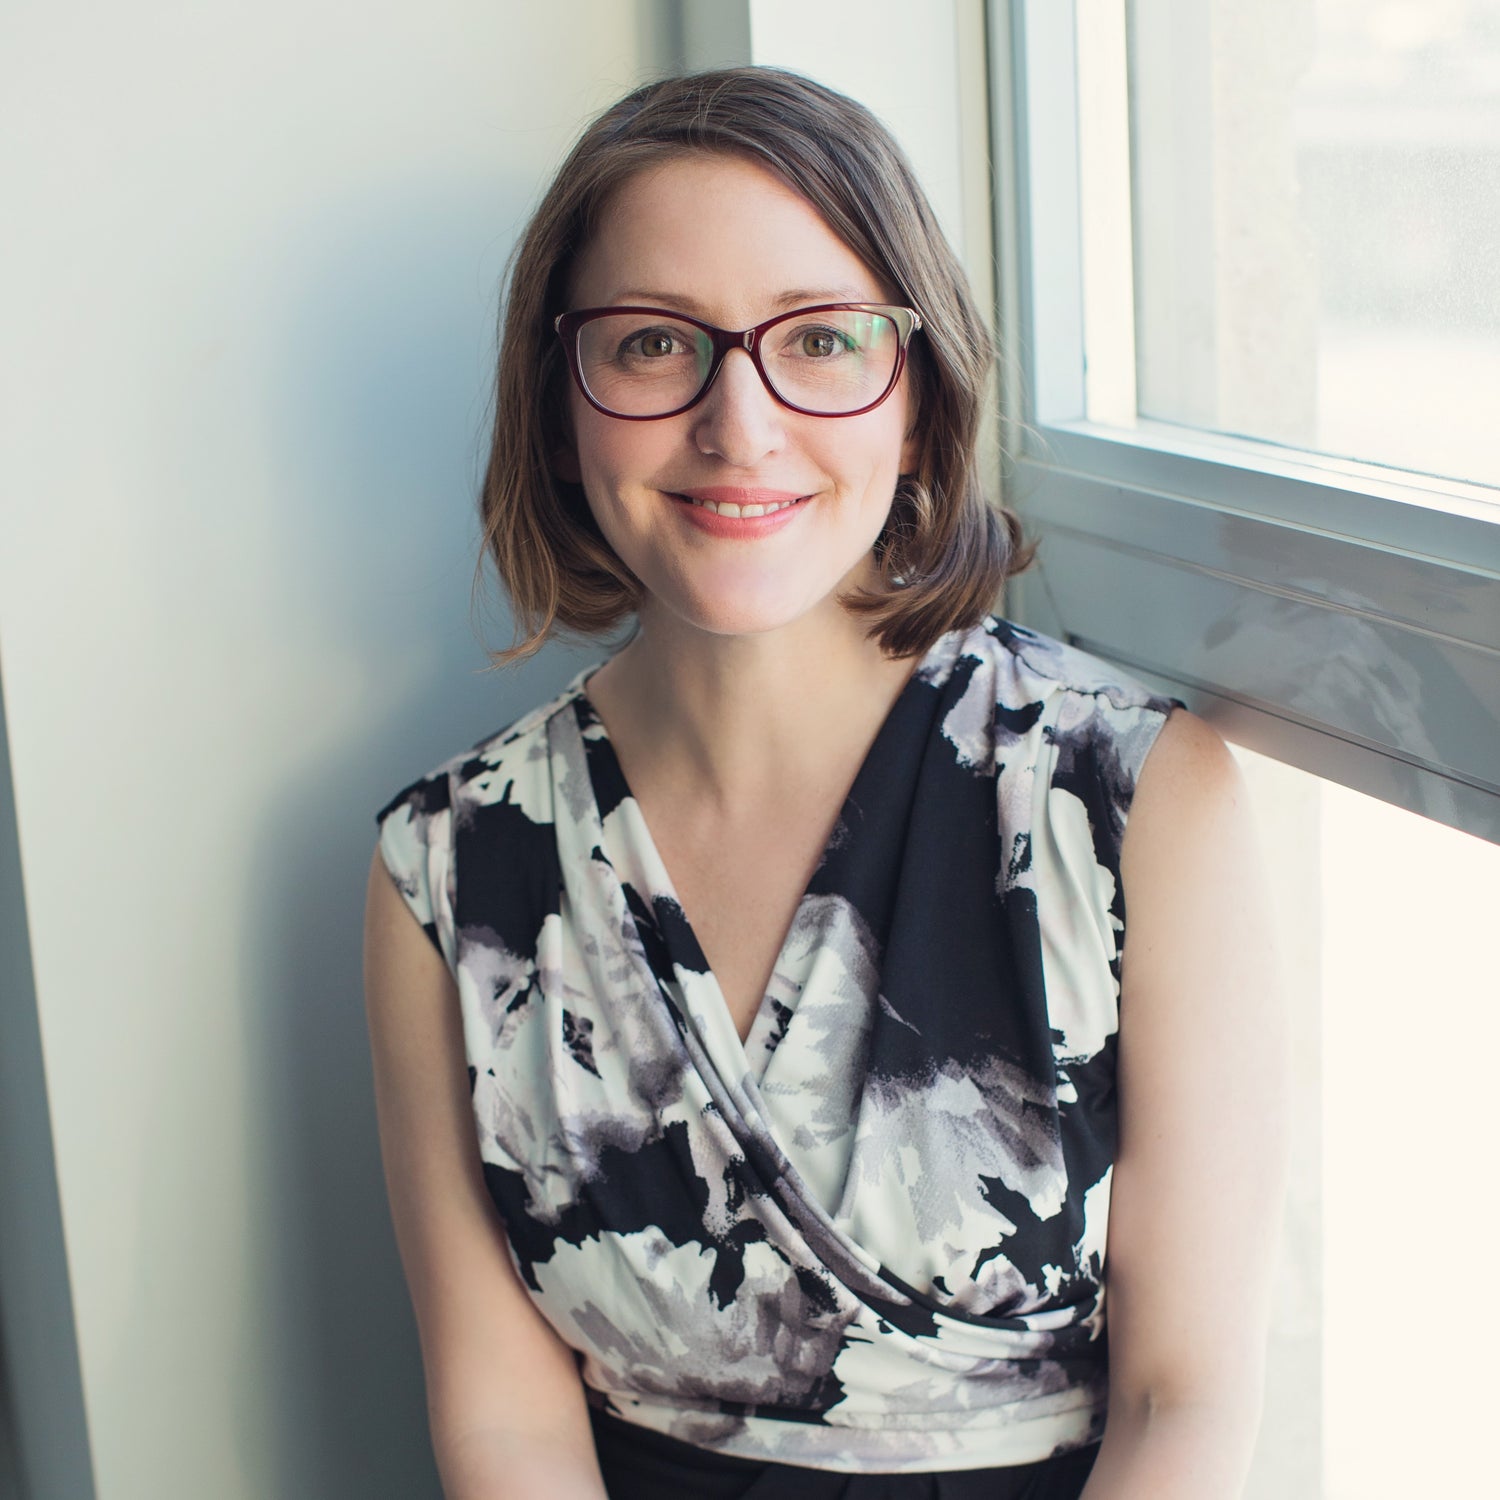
[375,617,1180,1473]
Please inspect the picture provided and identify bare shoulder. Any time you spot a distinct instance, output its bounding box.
[364,840,449,985]
[1115,707,1280,1039]
[1120,708,1256,894]
[1129,706,1244,819]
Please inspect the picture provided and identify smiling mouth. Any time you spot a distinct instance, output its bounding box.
[676,493,807,518]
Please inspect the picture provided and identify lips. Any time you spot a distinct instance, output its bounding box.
[674,486,806,518]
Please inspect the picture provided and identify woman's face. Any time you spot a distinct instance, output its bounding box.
[560,152,917,643]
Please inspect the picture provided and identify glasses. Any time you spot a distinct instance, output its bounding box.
[554,302,922,420]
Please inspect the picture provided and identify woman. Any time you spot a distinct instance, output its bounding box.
[363,68,1287,1500]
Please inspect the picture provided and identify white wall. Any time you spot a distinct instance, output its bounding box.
[750,0,994,313]
[0,5,674,1496]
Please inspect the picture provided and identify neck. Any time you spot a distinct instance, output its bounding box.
[589,599,921,814]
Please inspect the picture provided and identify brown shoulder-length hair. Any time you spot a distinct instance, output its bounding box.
[476,66,1033,665]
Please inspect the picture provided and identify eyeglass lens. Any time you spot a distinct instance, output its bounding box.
[574,309,902,417]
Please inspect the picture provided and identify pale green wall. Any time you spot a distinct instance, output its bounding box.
[0,5,677,1496]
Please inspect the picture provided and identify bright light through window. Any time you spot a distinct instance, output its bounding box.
[1117,0,1500,490]
[1230,744,1500,1500]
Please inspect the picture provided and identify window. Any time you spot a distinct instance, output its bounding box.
[1131,0,1500,488]
[990,0,1500,847]
[986,5,1500,1495]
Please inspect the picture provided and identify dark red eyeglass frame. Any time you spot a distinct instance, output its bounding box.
[553,302,923,420]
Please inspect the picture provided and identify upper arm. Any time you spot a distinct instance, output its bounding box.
[1105,711,1289,1410]
[361,847,598,1460]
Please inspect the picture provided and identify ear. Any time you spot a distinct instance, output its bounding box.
[899,419,920,476]
[898,370,922,473]
[551,444,582,484]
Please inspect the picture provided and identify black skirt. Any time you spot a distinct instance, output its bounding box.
[590,1408,1101,1500]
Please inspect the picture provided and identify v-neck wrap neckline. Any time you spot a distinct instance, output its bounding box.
[374,616,1182,1474]
[572,654,929,1080]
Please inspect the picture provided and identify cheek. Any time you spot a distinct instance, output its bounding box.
[825,381,918,489]
[570,407,679,536]
[569,403,630,497]
[855,401,916,489]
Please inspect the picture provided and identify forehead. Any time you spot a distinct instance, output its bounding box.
[568,153,892,322]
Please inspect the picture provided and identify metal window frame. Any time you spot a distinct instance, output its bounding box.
[990,0,1500,844]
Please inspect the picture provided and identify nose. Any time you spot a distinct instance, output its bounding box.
[690,347,785,466]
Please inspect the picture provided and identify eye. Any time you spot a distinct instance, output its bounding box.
[794,326,852,359]
[618,327,688,360]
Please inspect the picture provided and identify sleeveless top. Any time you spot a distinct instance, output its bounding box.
[373,616,1181,1474]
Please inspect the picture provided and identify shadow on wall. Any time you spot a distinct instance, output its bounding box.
[0,656,98,1500]
[227,176,601,1495]
[0,1334,20,1500]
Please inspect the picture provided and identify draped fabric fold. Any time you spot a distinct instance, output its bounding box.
[374,617,1182,1474]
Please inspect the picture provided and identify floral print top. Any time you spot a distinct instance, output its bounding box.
[374,616,1181,1473]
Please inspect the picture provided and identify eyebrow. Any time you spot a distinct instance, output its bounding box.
[605,286,878,316]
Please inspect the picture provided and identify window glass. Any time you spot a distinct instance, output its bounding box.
[1125,0,1500,490]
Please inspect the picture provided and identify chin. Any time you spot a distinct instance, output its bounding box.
[630,539,887,642]
[655,580,848,641]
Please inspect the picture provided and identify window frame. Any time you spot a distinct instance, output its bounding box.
[989,0,1500,845]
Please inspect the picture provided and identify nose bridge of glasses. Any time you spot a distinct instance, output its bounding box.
[697,329,782,419]
[697,325,756,383]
